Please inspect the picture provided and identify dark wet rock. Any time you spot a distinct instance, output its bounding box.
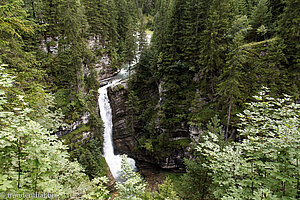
[107,82,189,171]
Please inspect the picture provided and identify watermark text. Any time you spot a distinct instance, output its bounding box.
[0,192,57,199]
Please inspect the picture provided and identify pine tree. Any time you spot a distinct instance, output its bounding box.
[0,0,35,67]
[217,15,251,140]
[277,0,300,97]
[268,0,284,32]
[115,0,138,64]
[198,0,233,97]
[151,0,171,53]
[249,0,272,41]
[137,9,147,54]
[231,0,248,15]
[180,0,210,72]
[82,0,119,58]
[39,0,91,94]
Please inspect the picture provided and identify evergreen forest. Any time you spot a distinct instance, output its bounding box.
[0,0,299,199]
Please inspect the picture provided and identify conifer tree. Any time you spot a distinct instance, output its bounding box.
[39,0,91,94]
[249,0,271,40]
[231,0,248,15]
[82,0,119,59]
[277,0,300,97]
[137,9,147,54]
[217,15,251,140]
[0,0,35,67]
[178,0,210,72]
[198,0,233,96]
[151,0,171,53]
[115,0,138,64]
[268,0,284,33]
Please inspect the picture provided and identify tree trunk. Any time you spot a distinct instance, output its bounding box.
[226,91,232,141]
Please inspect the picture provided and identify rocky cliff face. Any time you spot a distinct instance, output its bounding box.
[107,81,137,155]
[108,81,189,171]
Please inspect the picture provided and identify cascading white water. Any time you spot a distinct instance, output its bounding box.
[98,33,151,180]
[98,79,136,180]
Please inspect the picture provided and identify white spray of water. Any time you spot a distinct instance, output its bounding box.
[98,79,136,180]
[98,33,152,180]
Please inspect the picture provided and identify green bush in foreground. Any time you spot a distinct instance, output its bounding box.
[196,88,299,199]
[0,66,110,199]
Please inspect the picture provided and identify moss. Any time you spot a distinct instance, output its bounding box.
[48,40,57,47]
[112,84,125,92]
[169,138,191,149]
[145,29,153,35]
[62,125,91,146]
[54,89,84,123]
[70,139,108,179]
[71,125,90,135]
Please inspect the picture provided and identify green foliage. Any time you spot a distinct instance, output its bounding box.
[70,139,108,179]
[112,84,125,92]
[127,47,159,148]
[159,61,194,129]
[143,177,180,200]
[151,0,172,53]
[83,176,111,200]
[277,0,300,95]
[115,155,147,200]
[249,0,272,40]
[26,88,64,132]
[81,0,120,68]
[62,125,91,145]
[179,116,223,200]
[0,66,109,199]
[129,0,299,147]
[115,156,180,200]
[0,0,33,45]
[54,89,84,123]
[217,15,251,139]
[160,172,183,195]
[115,0,139,64]
[198,0,233,95]
[1,0,300,198]
[169,138,190,149]
[196,89,299,199]
[0,0,45,94]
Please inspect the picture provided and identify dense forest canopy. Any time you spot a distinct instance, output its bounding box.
[128,0,299,198]
[128,0,299,147]
[0,0,299,199]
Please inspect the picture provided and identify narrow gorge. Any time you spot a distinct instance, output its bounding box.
[1,0,299,198]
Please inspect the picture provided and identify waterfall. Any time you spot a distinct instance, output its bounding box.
[98,33,151,180]
[98,79,136,180]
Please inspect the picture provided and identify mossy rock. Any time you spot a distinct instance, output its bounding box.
[112,84,125,92]
[169,138,191,149]
[62,125,91,146]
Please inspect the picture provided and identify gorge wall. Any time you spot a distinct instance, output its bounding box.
[108,81,190,171]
